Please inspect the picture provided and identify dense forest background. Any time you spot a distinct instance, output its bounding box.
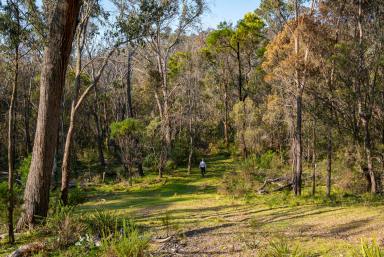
[1,0,384,256]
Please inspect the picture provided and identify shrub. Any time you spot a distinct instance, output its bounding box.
[68,186,87,206]
[98,216,149,257]
[143,153,158,171]
[219,171,254,197]
[83,210,137,238]
[101,227,149,257]
[165,160,176,172]
[260,240,305,257]
[46,203,85,248]
[17,154,32,183]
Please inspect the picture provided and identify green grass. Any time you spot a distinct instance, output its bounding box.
[2,154,384,256]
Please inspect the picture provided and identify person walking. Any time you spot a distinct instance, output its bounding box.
[199,159,207,177]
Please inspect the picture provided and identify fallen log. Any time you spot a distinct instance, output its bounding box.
[257,177,292,194]
[8,242,46,257]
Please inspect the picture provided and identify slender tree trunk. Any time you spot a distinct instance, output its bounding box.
[293,0,302,196]
[326,126,332,197]
[362,118,376,193]
[23,78,32,155]
[294,93,303,196]
[17,0,81,230]
[240,101,248,158]
[60,112,75,204]
[93,110,106,168]
[223,85,229,146]
[61,37,82,205]
[312,120,316,196]
[8,38,19,244]
[126,49,134,118]
[236,42,243,101]
[187,89,194,174]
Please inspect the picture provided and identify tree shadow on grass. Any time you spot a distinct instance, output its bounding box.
[183,223,235,237]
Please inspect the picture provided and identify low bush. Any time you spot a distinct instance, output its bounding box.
[68,186,87,206]
[83,210,137,239]
[218,170,254,197]
[101,226,149,257]
[46,203,85,248]
[260,239,306,257]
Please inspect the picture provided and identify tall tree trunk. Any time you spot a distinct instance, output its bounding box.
[60,111,75,204]
[126,49,134,118]
[294,93,303,196]
[61,35,82,205]
[326,126,332,197]
[236,41,243,101]
[23,77,32,155]
[223,83,229,146]
[93,110,106,168]
[356,0,376,193]
[8,35,19,244]
[362,118,376,193]
[187,88,194,175]
[125,48,144,177]
[311,120,316,196]
[17,0,81,230]
[293,0,303,196]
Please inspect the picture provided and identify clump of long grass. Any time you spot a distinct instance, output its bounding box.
[360,240,384,257]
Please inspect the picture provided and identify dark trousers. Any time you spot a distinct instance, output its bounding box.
[200,167,206,177]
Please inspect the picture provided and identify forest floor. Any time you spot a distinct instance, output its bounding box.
[79,155,384,257]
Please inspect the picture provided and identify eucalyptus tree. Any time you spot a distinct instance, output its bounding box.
[205,12,265,158]
[17,0,81,229]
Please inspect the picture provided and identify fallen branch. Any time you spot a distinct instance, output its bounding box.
[152,236,173,243]
[8,242,46,257]
[257,177,291,194]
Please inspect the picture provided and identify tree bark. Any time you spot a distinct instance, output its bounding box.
[126,49,134,118]
[293,0,303,196]
[23,77,33,155]
[311,120,316,196]
[8,25,19,244]
[223,83,229,146]
[326,126,332,197]
[61,31,82,204]
[294,93,303,196]
[17,0,81,230]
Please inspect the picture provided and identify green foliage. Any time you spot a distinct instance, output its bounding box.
[0,182,8,227]
[165,159,176,172]
[219,171,253,197]
[110,118,144,139]
[68,186,87,206]
[142,153,159,170]
[91,212,149,257]
[17,154,31,183]
[257,150,275,169]
[168,51,191,79]
[101,226,149,257]
[261,240,305,257]
[83,210,137,238]
[46,203,85,248]
[360,240,384,257]
[0,181,23,227]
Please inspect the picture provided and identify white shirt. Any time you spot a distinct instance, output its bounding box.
[199,161,206,168]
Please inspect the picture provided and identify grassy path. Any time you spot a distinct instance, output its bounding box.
[80,155,384,256]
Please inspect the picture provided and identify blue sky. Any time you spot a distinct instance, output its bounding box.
[202,0,261,29]
[29,0,261,30]
[101,0,261,30]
